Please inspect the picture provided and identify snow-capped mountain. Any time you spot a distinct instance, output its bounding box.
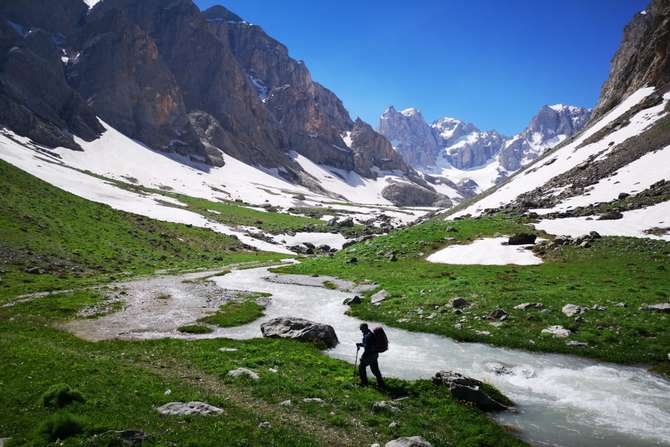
[449,1,670,241]
[0,0,446,207]
[379,103,591,195]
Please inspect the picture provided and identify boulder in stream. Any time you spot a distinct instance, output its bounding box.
[261,317,339,348]
[433,371,509,412]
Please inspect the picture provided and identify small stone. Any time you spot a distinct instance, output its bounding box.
[219,347,238,352]
[371,290,389,305]
[258,421,271,429]
[389,421,399,429]
[372,400,400,413]
[562,304,587,317]
[641,303,670,313]
[227,368,259,380]
[566,341,589,348]
[164,389,172,396]
[615,302,627,308]
[541,325,571,338]
[343,295,362,305]
[303,397,324,403]
[268,368,278,373]
[488,308,508,320]
[514,302,544,311]
[156,401,223,416]
[475,330,491,337]
[592,305,607,311]
[385,436,433,447]
[279,400,292,407]
[449,297,471,309]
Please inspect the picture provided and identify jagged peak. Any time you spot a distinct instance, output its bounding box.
[203,5,244,23]
[547,104,591,114]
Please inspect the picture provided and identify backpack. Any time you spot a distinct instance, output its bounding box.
[372,327,388,353]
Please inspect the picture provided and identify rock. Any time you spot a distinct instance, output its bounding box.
[385,436,433,447]
[579,241,591,248]
[227,368,259,380]
[589,231,601,239]
[514,302,544,310]
[372,400,400,413]
[449,297,471,309]
[566,341,589,348]
[371,290,389,305]
[508,233,537,245]
[541,325,571,338]
[302,397,324,403]
[86,430,147,446]
[488,308,508,320]
[475,330,491,337]
[598,211,624,220]
[261,317,338,348]
[641,303,670,313]
[258,421,271,429]
[343,295,362,305]
[592,305,607,311]
[433,371,509,412]
[219,347,239,352]
[0,438,11,447]
[562,304,587,317]
[156,401,224,416]
[279,400,292,407]
[615,302,627,308]
[388,421,399,429]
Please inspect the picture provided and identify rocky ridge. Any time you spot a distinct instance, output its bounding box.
[0,0,444,206]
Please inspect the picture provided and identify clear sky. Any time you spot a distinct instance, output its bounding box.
[194,0,648,136]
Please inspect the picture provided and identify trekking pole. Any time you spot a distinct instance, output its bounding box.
[353,346,359,381]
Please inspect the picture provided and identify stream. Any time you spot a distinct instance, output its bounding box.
[210,267,670,447]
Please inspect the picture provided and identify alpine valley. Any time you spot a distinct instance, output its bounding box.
[0,1,669,447]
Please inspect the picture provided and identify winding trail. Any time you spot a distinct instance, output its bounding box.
[65,266,670,447]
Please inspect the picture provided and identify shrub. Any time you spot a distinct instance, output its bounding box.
[39,412,84,441]
[42,383,85,408]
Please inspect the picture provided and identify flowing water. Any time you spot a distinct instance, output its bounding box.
[211,267,670,447]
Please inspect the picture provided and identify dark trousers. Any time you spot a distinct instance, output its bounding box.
[359,353,384,386]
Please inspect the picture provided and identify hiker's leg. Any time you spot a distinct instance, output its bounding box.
[358,357,369,385]
[370,357,385,388]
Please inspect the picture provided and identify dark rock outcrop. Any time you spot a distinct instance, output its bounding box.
[592,0,670,119]
[260,317,338,348]
[0,20,103,150]
[433,371,510,412]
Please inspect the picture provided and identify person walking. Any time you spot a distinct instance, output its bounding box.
[356,323,385,388]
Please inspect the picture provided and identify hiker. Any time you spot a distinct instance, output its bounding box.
[356,323,385,388]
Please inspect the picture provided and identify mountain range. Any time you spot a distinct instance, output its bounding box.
[378,103,592,194]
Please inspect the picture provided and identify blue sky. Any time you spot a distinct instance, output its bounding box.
[195,0,647,135]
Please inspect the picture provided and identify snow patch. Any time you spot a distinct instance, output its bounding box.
[426,237,543,265]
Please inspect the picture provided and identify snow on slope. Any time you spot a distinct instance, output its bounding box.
[535,201,670,241]
[532,144,670,215]
[450,87,662,218]
[426,237,543,265]
[0,131,292,253]
[436,159,507,192]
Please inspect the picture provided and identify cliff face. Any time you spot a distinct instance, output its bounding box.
[0,1,444,205]
[592,0,670,119]
[378,107,440,167]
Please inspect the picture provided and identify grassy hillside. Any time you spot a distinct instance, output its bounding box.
[279,217,670,366]
[0,292,526,447]
[0,159,284,300]
[0,161,527,446]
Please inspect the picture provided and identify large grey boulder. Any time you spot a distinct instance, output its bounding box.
[385,437,432,447]
[261,317,338,348]
[541,325,572,338]
[433,371,509,412]
[156,401,223,416]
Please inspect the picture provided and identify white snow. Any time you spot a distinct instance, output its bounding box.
[0,131,292,253]
[272,232,348,250]
[340,131,353,148]
[426,237,543,265]
[435,158,508,192]
[450,87,662,218]
[83,0,101,8]
[532,144,670,215]
[535,201,670,241]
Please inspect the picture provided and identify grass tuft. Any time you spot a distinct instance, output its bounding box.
[42,384,85,409]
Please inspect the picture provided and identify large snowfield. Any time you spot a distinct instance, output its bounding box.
[0,122,432,252]
[449,87,670,241]
[426,237,543,265]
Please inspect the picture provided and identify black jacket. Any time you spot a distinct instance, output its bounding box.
[358,329,377,356]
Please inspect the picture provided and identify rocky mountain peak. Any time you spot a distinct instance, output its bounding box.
[592,0,670,119]
[379,105,440,167]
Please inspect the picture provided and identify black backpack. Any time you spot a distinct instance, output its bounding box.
[372,327,388,353]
